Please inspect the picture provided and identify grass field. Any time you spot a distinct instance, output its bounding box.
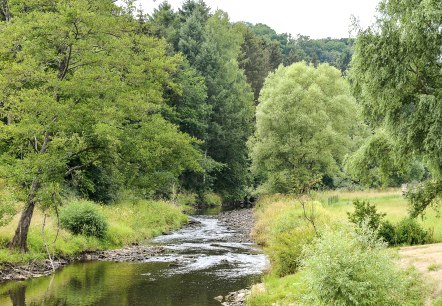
[314,189,442,242]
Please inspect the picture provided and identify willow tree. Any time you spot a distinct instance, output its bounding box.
[350,0,442,216]
[0,0,200,252]
[249,63,358,194]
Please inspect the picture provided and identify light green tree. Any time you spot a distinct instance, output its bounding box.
[345,129,426,188]
[249,62,357,194]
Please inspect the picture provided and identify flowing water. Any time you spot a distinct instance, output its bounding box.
[0,215,267,306]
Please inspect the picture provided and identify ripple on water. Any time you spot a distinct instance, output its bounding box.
[145,216,268,279]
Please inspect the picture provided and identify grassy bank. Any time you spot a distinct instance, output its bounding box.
[0,199,187,265]
[249,190,436,305]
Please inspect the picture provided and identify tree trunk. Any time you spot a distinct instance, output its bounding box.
[9,180,39,253]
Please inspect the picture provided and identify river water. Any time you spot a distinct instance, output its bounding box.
[0,215,267,306]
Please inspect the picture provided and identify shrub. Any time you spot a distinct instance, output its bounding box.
[301,226,423,305]
[378,220,396,245]
[347,199,386,230]
[176,192,197,206]
[395,218,430,245]
[60,201,108,238]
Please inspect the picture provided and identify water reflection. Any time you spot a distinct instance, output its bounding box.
[0,216,266,306]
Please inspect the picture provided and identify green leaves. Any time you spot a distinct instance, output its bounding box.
[350,0,442,214]
[0,0,202,206]
[250,62,357,194]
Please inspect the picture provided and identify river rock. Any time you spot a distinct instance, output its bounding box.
[221,288,251,306]
[216,208,255,243]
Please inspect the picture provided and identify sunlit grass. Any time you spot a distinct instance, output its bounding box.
[247,272,307,306]
[250,190,435,305]
[314,189,442,242]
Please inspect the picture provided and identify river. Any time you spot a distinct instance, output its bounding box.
[0,215,267,306]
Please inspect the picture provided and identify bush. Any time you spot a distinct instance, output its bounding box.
[60,201,108,238]
[378,220,396,245]
[301,226,423,305]
[347,199,386,230]
[176,192,197,206]
[395,218,430,245]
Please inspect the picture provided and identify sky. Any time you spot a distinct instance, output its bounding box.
[139,0,380,39]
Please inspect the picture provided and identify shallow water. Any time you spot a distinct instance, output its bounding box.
[0,215,267,306]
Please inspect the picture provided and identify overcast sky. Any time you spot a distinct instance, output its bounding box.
[138,0,380,39]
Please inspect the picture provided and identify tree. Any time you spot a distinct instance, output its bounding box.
[350,0,442,215]
[197,11,255,201]
[0,0,200,251]
[249,62,357,194]
[237,24,280,102]
[149,1,179,47]
[345,129,426,188]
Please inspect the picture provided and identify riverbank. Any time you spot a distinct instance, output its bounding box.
[0,199,187,283]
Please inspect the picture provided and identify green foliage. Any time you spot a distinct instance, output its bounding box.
[237,24,281,102]
[175,192,197,206]
[202,192,222,206]
[345,129,426,188]
[394,218,431,246]
[350,0,442,214]
[0,181,17,226]
[60,201,107,238]
[198,11,255,201]
[249,23,354,72]
[250,62,358,194]
[378,220,396,245]
[270,226,315,277]
[406,180,442,218]
[149,2,255,202]
[0,0,202,241]
[301,226,424,305]
[347,199,386,231]
[348,199,432,246]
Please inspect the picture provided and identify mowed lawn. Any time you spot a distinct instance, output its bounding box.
[314,189,442,242]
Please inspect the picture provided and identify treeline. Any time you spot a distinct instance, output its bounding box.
[0,0,358,215]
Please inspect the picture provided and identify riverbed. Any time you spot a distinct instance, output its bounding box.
[0,213,267,305]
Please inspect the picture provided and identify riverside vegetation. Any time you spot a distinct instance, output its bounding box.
[0,0,441,305]
[248,191,437,305]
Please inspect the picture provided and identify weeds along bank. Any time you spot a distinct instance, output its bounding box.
[248,193,431,305]
[0,199,187,265]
